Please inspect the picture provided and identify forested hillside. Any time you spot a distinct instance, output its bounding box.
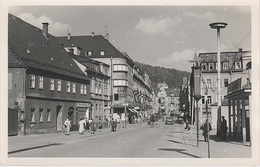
[135,62,190,92]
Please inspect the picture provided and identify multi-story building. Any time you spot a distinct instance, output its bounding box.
[195,49,251,129]
[8,14,91,134]
[68,52,111,122]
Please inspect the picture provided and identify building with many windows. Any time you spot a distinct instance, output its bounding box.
[196,49,251,129]
[8,14,91,134]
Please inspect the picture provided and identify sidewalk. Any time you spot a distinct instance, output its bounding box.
[169,123,251,158]
[8,124,132,154]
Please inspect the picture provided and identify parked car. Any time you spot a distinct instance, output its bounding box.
[165,117,174,125]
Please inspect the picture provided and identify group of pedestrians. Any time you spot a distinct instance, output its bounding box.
[63,117,100,135]
[201,116,228,142]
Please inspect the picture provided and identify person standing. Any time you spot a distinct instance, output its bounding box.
[64,117,71,135]
[201,119,212,142]
[221,116,228,140]
[98,118,103,132]
[89,119,96,134]
[78,118,85,135]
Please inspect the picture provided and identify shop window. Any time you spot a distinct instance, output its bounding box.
[30,74,35,88]
[47,109,51,122]
[38,76,43,89]
[39,108,44,122]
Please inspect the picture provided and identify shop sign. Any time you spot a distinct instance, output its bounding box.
[76,102,91,107]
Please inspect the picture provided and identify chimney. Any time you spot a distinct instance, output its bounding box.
[239,48,243,52]
[42,22,49,38]
[68,48,74,55]
[91,32,95,37]
[68,33,71,41]
[105,33,109,41]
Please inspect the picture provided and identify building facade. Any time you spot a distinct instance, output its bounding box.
[196,49,251,129]
[8,14,91,135]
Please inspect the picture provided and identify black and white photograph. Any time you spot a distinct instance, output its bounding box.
[1,0,259,166]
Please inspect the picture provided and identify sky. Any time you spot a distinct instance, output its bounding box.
[8,5,252,72]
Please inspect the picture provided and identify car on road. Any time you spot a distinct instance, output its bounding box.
[165,117,174,125]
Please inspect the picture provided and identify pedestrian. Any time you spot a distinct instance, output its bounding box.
[201,119,212,142]
[78,118,85,134]
[85,118,90,132]
[98,119,103,132]
[64,117,71,135]
[184,120,190,131]
[221,116,228,140]
[89,119,96,134]
[111,118,117,132]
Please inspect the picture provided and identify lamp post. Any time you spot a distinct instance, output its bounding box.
[192,66,201,147]
[209,22,227,136]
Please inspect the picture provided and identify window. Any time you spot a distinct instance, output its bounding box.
[30,75,35,88]
[104,83,108,95]
[84,85,87,95]
[39,76,43,89]
[209,63,215,70]
[224,79,229,87]
[113,65,128,72]
[66,82,71,93]
[72,83,76,94]
[50,79,55,91]
[47,109,51,122]
[113,80,128,86]
[207,96,212,104]
[99,82,102,94]
[207,79,212,88]
[95,82,98,94]
[201,63,207,70]
[39,108,44,122]
[80,84,84,94]
[30,108,36,123]
[114,94,119,101]
[235,62,241,69]
[87,51,92,56]
[201,96,205,104]
[57,80,61,92]
[100,51,105,55]
[223,62,229,70]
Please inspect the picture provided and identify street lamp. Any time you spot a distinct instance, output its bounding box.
[209,22,227,136]
[192,66,201,147]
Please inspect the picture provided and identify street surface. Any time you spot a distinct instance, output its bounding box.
[8,120,251,158]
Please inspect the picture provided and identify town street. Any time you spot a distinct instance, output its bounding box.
[8,120,251,158]
[9,121,202,158]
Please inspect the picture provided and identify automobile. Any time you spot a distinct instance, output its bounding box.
[165,117,174,125]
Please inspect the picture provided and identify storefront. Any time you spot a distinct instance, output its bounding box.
[225,78,251,144]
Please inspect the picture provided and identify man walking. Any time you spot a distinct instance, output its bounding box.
[202,119,212,142]
[221,116,228,140]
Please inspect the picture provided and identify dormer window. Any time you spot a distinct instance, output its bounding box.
[235,62,241,69]
[101,51,105,55]
[223,62,229,70]
[201,63,207,70]
[87,51,92,56]
[209,63,215,70]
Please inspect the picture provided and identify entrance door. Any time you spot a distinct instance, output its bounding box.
[56,105,63,131]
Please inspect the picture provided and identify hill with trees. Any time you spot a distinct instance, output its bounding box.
[134,62,190,92]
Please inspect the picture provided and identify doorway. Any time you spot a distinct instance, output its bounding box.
[56,105,63,131]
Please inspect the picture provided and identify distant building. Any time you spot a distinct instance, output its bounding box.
[8,14,91,134]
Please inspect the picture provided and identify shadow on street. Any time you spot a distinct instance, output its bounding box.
[158,148,201,158]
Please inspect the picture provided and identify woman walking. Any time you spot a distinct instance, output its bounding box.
[64,117,71,135]
[78,118,85,134]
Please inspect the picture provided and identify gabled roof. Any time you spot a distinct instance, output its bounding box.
[57,35,124,58]
[8,13,88,80]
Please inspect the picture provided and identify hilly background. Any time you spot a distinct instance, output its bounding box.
[135,62,190,93]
